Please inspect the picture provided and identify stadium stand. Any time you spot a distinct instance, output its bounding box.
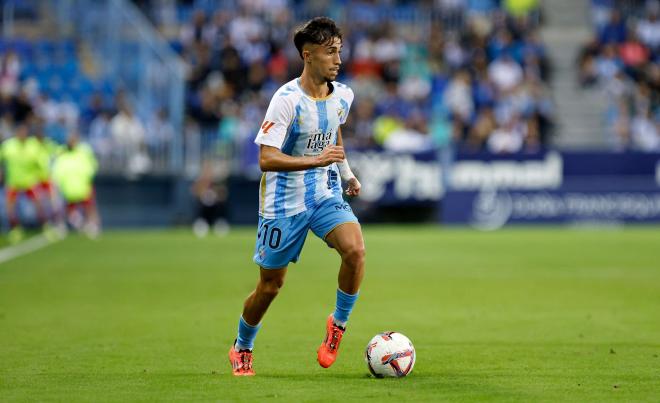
[576,0,659,151]
[1,0,557,179]
[142,0,554,168]
[0,0,658,229]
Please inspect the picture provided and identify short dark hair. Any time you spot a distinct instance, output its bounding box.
[293,17,342,59]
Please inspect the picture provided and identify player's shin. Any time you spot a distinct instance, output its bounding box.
[235,316,261,351]
[333,288,359,328]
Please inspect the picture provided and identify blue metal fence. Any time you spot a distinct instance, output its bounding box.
[51,0,186,174]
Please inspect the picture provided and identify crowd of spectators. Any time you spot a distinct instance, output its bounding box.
[147,0,551,161]
[578,0,660,151]
[0,38,175,178]
[2,0,552,181]
[0,42,175,176]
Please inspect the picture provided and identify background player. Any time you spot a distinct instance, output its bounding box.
[0,122,49,244]
[229,17,365,376]
[52,132,100,238]
[33,120,65,232]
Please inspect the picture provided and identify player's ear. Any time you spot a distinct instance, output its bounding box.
[302,44,313,63]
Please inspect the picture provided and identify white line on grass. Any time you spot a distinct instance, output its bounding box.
[0,234,61,265]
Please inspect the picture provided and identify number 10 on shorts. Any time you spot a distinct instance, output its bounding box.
[258,223,282,249]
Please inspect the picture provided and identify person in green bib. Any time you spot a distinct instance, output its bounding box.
[34,126,63,226]
[0,122,49,244]
[52,132,100,237]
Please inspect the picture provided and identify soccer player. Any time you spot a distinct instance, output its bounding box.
[229,17,365,376]
[34,126,63,230]
[52,132,100,238]
[0,122,48,244]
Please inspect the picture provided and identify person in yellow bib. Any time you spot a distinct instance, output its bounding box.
[52,133,100,238]
[34,127,63,226]
[0,123,49,244]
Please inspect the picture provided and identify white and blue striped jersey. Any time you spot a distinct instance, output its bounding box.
[254,78,354,218]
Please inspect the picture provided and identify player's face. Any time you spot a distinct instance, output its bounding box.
[307,37,342,82]
[16,125,28,140]
[67,134,79,149]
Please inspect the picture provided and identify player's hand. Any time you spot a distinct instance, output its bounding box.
[345,177,361,197]
[315,145,345,167]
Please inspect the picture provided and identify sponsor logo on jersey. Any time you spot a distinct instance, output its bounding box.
[305,130,333,154]
[260,121,275,134]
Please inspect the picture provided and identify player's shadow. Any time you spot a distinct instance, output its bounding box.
[254,371,433,380]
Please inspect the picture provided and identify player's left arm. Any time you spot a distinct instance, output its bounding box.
[336,127,360,197]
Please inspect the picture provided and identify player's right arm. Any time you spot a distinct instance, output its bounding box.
[259,144,344,172]
[255,92,344,172]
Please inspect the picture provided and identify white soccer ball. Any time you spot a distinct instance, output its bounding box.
[365,332,416,378]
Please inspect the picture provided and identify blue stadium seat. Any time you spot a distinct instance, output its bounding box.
[34,40,56,57]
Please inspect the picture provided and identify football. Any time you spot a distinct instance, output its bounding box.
[365,332,416,378]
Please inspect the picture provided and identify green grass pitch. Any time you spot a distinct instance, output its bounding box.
[1,226,659,402]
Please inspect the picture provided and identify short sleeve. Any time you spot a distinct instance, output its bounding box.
[254,95,294,149]
[339,87,354,125]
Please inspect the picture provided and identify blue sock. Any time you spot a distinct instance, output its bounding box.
[333,288,359,327]
[235,316,261,350]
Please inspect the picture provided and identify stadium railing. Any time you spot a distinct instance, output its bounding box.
[50,0,186,175]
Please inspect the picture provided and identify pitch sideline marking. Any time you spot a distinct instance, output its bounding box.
[0,234,63,265]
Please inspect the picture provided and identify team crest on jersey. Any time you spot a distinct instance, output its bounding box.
[337,106,345,120]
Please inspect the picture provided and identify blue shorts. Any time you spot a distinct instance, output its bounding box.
[253,196,359,269]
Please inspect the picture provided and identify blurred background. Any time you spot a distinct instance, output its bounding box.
[0,0,658,234]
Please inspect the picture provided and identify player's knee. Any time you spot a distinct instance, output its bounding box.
[342,244,365,268]
[260,276,285,298]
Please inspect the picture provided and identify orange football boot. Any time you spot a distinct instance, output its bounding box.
[229,343,255,376]
[317,314,346,368]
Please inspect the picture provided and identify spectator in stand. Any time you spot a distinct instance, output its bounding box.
[88,110,112,160]
[179,9,207,49]
[109,99,148,173]
[229,7,264,51]
[598,9,627,45]
[80,93,106,128]
[631,107,660,151]
[620,30,651,79]
[577,35,602,87]
[488,28,515,61]
[590,0,614,30]
[444,69,474,141]
[604,70,633,149]
[487,113,525,154]
[347,98,377,148]
[0,50,21,97]
[504,0,539,18]
[579,0,659,151]
[595,44,623,82]
[636,3,660,51]
[203,10,230,49]
[528,75,555,145]
[146,108,175,162]
[147,0,556,160]
[489,53,524,93]
[218,39,248,95]
[467,106,497,151]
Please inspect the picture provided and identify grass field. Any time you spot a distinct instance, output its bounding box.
[1,226,659,402]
